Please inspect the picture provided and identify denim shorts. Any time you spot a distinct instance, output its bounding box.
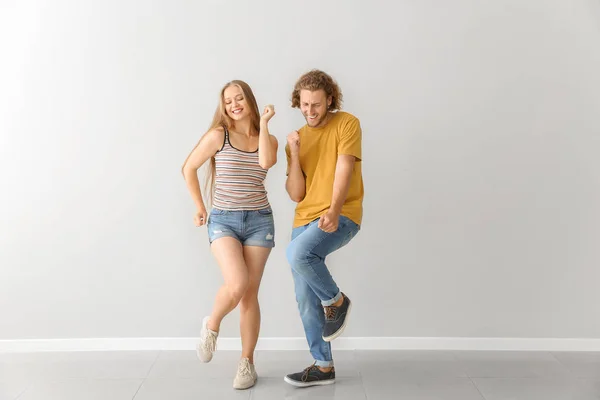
[207,207,275,248]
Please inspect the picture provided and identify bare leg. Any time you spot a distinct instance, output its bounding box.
[239,246,271,363]
[207,237,249,332]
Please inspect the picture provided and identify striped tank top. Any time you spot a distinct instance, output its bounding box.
[213,128,270,210]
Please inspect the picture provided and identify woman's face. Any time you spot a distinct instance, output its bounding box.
[223,85,250,121]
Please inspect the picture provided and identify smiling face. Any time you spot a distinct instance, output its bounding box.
[291,70,343,127]
[223,84,250,121]
[300,89,332,128]
[213,80,261,133]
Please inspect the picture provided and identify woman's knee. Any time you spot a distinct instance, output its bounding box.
[227,279,249,304]
[239,289,259,310]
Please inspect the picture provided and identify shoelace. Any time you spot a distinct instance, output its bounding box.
[301,364,319,382]
[202,330,217,353]
[324,305,338,321]
[238,359,253,377]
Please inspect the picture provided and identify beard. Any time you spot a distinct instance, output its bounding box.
[305,112,329,127]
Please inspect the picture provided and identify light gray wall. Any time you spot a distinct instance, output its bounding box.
[1,0,599,340]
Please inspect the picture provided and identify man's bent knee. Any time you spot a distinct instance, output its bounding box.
[287,242,317,274]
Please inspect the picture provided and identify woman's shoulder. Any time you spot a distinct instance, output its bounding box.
[200,126,226,152]
[204,126,226,141]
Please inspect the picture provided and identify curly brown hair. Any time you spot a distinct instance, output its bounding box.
[291,69,343,111]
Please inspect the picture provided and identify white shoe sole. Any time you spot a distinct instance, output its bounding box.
[233,378,257,390]
[197,316,215,363]
[322,301,352,342]
[196,346,213,363]
[284,376,335,387]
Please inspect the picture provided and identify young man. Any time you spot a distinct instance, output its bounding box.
[283,69,364,387]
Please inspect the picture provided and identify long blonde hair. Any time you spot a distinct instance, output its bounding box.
[200,80,261,206]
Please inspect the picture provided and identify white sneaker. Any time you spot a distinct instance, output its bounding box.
[233,358,257,390]
[196,316,218,363]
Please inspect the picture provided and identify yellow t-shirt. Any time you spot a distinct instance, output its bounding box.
[286,111,364,228]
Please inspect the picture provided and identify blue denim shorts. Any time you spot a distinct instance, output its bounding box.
[207,207,275,248]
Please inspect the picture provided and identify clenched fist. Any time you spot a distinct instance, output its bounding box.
[194,208,207,227]
[287,130,300,154]
[261,104,275,123]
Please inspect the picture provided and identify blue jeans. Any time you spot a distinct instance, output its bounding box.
[207,207,275,248]
[286,215,360,367]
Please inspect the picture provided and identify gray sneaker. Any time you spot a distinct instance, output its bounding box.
[196,316,218,363]
[233,358,257,390]
[284,363,335,387]
[322,293,352,342]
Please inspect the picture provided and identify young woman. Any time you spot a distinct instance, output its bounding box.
[181,80,278,390]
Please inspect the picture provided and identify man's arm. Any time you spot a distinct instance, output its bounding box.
[329,155,356,215]
[317,155,355,232]
[318,116,362,232]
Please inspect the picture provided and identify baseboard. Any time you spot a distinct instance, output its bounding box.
[2,337,600,353]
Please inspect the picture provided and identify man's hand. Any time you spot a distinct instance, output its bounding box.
[318,209,340,233]
[287,131,300,155]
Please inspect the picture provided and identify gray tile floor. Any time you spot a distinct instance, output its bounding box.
[1,350,600,399]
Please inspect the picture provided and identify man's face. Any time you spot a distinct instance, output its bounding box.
[300,89,332,128]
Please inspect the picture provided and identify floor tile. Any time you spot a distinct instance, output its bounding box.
[356,350,467,381]
[0,375,31,400]
[250,377,366,400]
[362,376,484,400]
[552,352,600,378]
[16,378,142,400]
[0,351,158,381]
[455,351,572,378]
[134,377,250,400]
[472,377,600,400]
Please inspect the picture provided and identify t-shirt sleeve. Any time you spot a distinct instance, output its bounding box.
[338,116,362,160]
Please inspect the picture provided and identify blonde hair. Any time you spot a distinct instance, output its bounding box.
[291,69,343,111]
[186,80,261,207]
